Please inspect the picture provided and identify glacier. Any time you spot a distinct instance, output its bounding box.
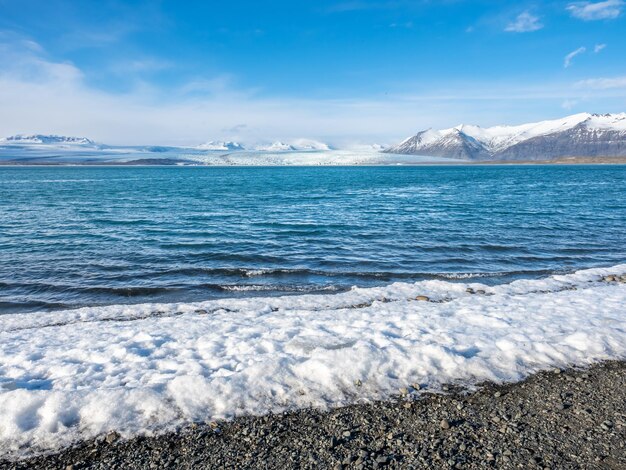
[0,135,453,165]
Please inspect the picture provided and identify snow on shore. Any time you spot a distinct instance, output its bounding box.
[1,265,626,457]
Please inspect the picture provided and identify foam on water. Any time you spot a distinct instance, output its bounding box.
[1,264,625,457]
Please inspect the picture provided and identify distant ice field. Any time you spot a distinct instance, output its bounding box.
[0,145,455,165]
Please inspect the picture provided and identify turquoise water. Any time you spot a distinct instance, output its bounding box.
[1,165,625,314]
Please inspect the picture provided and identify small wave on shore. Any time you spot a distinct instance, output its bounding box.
[1,264,625,458]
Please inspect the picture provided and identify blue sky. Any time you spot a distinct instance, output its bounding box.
[0,0,625,145]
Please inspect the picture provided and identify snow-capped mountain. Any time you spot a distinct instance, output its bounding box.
[255,141,297,151]
[385,113,626,160]
[345,143,387,151]
[0,134,95,145]
[289,139,331,151]
[196,141,245,151]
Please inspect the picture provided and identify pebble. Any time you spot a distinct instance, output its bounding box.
[415,295,430,302]
[440,419,451,430]
[600,420,614,431]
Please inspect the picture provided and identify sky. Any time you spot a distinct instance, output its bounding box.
[0,0,625,146]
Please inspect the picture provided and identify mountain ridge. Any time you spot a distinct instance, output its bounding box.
[385,113,626,160]
[0,134,95,145]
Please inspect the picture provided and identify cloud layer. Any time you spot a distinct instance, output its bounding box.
[0,24,625,146]
[564,47,587,68]
[505,12,543,32]
[566,0,624,21]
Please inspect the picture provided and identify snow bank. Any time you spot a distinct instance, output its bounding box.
[1,265,626,457]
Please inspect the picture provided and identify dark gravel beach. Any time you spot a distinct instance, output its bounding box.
[3,361,625,470]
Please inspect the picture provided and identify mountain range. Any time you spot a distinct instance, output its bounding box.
[0,134,95,145]
[384,113,626,160]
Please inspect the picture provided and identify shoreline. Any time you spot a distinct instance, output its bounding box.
[1,156,626,167]
[2,360,624,469]
[1,266,625,465]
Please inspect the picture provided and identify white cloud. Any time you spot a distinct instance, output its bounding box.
[1,34,625,146]
[575,76,626,89]
[561,99,578,110]
[505,12,543,32]
[564,47,586,68]
[0,39,457,146]
[594,43,607,53]
[566,0,624,20]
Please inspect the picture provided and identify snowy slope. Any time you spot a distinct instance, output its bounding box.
[386,113,626,160]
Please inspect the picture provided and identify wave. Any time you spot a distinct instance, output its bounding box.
[219,284,341,293]
[16,266,557,284]
[0,263,625,458]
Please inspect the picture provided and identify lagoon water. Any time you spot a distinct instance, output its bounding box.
[2,164,626,456]
[1,164,625,314]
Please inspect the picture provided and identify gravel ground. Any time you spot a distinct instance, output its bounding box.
[2,361,625,470]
